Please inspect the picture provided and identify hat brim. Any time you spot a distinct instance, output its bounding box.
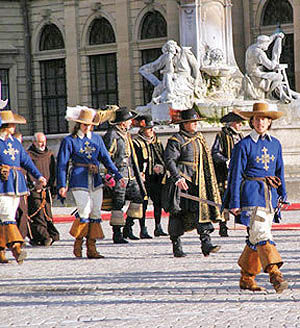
[172,117,204,124]
[239,111,284,120]
[109,111,138,125]
[1,113,26,124]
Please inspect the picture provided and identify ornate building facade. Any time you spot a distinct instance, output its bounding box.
[0,0,299,135]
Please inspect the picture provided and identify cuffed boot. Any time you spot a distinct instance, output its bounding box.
[123,217,139,240]
[171,237,186,257]
[219,221,229,237]
[112,226,128,244]
[86,239,104,259]
[0,249,9,264]
[200,233,221,257]
[238,245,265,291]
[256,241,287,293]
[11,242,27,265]
[139,218,152,239]
[267,264,288,294]
[73,238,84,258]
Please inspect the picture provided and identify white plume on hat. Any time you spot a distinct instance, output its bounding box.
[65,105,96,122]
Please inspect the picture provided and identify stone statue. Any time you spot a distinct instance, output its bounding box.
[244,33,300,103]
[139,40,203,110]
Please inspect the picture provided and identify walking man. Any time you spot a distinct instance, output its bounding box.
[223,102,288,293]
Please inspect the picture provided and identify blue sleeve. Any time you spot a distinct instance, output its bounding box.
[97,136,122,180]
[275,141,287,199]
[56,137,73,190]
[229,142,247,209]
[20,145,42,179]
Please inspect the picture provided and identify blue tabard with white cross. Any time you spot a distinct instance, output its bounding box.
[228,134,286,211]
[57,133,122,191]
[0,137,42,196]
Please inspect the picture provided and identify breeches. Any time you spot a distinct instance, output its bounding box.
[112,178,143,210]
[72,188,103,220]
[249,207,273,245]
[0,196,20,223]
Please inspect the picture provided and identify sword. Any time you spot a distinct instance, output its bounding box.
[179,191,238,217]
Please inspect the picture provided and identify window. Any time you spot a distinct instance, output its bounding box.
[141,48,162,104]
[261,0,295,89]
[90,54,118,108]
[40,59,67,134]
[39,24,67,133]
[262,0,293,26]
[39,24,65,51]
[0,69,10,109]
[139,10,167,104]
[141,11,167,40]
[89,18,116,45]
[88,18,118,129]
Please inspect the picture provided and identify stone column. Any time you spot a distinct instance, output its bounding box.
[115,0,132,108]
[294,2,300,91]
[63,0,80,106]
[179,0,201,62]
[167,0,180,41]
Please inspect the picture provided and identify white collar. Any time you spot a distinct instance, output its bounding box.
[250,130,272,143]
[77,130,92,139]
[0,133,13,141]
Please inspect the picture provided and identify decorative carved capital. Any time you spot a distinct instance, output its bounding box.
[41,8,51,19]
[91,2,102,11]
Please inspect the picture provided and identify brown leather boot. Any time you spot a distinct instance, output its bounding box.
[0,249,9,264]
[73,238,84,258]
[267,264,288,294]
[240,269,266,291]
[86,239,104,259]
[11,243,27,264]
[238,245,265,291]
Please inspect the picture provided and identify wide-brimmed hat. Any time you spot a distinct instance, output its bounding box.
[172,108,204,124]
[220,110,246,124]
[65,106,100,126]
[240,102,284,120]
[132,114,155,128]
[0,110,26,125]
[109,107,138,125]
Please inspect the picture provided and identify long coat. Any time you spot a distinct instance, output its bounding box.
[164,129,222,223]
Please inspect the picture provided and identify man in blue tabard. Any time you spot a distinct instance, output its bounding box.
[0,110,46,264]
[223,102,288,293]
[57,107,125,258]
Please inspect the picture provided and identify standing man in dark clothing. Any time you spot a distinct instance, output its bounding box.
[27,132,59,246]
[103,107,147,243]
[164,108,223,257]
[211,110,245,236]
[133,115,167,237]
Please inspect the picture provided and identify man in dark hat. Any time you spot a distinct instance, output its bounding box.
[164,107,223,257]
[211,110,245,237]
[223,102,288,293]
[103,107,147,244]
[133,114,167,238]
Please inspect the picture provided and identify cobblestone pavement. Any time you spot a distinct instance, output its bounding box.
[0,216,300,328]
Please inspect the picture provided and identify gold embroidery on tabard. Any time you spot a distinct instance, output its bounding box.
[255,147,275,171]
[3,143,19,161]
[79,141,96,159]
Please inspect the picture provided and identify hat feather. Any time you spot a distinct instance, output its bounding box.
[65,106,96,122]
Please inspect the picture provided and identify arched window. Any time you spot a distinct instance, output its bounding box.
[89,17,116,45]
[39,24,64,51]
[261,0,295,89]
[39,24,67,133]
[262,0,293,26]
[141,10,167,40]
[88,18,118,129]
[140,10,167,104]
